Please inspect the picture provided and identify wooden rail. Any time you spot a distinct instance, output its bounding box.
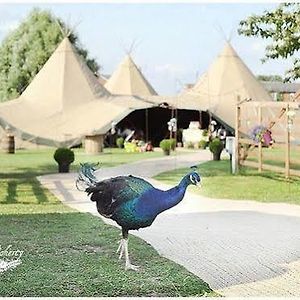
[241,160,300,177]
[236,97,299,178]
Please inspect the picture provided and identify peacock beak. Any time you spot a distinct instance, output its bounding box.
[196,181,202,188]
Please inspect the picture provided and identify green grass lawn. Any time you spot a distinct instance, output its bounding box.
[154,159,300,204]
[0,148,164,215]
[0,147,165,176]
[247,146,300,170]
[0,148,216,297]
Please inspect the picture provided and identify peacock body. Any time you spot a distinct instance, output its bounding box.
[77,163,201,270]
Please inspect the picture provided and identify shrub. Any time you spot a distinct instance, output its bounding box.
[54,148,75,165]
[209,138,223,161]
[198,140,208,149]
[209,138,223,153]
[159,139,172,155]
[170,138,176,151]
[116,137,124,149]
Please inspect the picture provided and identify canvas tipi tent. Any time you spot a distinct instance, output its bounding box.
[178,42,273,129]
[105,55,157,97]
[0,38,153,149]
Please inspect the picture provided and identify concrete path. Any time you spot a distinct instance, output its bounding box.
[38,150,300,297]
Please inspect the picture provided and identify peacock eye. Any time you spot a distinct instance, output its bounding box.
[189,174,196,184]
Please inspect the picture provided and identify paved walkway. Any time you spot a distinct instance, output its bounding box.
[38,150,300,297]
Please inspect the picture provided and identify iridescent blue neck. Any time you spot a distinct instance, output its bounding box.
[155,174,191,214]
[178,174,191,190]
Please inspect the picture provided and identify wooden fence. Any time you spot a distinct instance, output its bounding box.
[235,99,300,178]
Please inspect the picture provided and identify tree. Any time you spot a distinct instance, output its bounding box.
[257,74,283,82]
[0,8,100,102]
[238,3,300,82]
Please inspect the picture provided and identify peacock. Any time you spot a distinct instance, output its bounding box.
[76,163,201,271]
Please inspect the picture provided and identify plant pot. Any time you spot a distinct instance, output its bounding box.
[163,149,170,156]
[58,163,70,173]
[212,151,222,161]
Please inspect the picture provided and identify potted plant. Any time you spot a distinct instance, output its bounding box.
[209,138,223,161]
[116,137,124,149]
[54,148,75,173]
[159,139,172,156]
[198,139,208,149]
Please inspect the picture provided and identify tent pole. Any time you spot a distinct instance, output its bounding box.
[145,108,149,142]
[199,110,202,129]
[175,109,178,144]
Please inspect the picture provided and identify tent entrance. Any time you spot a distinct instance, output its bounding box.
[116,107,210,146]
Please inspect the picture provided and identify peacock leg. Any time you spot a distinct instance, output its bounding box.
[116,239,125,259]
[124,238,139,271]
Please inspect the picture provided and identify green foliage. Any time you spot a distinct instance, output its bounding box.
[159,139,172,153]
[209,138,223,154]
[238,3,300,81]
[0,8,100,102]
[116,137,124,149]
[202,129,208,137]
[53,148,75,165]
[257,74,283,82]
[198,140,208,149]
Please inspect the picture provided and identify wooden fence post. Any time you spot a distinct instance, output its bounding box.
[258,104,262,172]
[235,96,241,174]
[285,104,290,178]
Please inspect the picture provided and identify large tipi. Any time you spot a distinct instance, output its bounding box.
[180,42,273,129]
[0,38,153,148]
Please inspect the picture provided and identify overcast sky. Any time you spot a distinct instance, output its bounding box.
[0,2,295,95]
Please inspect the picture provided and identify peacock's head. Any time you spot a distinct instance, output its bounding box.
[188,171,201,187]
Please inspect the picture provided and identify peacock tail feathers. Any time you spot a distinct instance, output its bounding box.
[76,162,99,191]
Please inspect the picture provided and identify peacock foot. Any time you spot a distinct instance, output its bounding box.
[125,262,139,271]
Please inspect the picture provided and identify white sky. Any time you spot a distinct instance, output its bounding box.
[0,2,296,95]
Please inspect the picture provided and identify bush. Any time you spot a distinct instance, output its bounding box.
[116,137,124,149]
[199,140,208,149]
[54,148,75,165]
[159,139,172,155]
[170,138,176,151]
[209,138,223,161]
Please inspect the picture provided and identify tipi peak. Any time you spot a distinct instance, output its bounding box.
[105,54,157,96]
[21,36,109,111]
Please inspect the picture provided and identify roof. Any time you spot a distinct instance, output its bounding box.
[0,38,153,147]
[261,81,300,94]
[105,55,158,96]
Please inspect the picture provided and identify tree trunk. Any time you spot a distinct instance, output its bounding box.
[163,149,170,156]
[213,151,221,161]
